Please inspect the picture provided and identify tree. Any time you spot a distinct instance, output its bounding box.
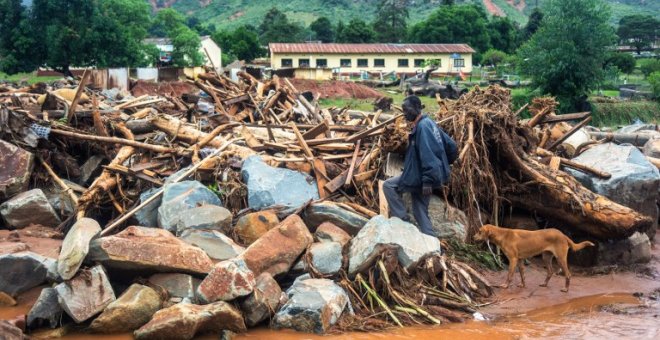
[169,25,203,67]
[258,7,303,43]
[640,59,660,78]
[150,8,186,37]
[408,5,491,59]
[481,49,508,67]
[442,0,454,5]
[604,53,636,74]
[0,0,40,74]
[648,71,660,102]
[336,18,375,43]
[617,15,659,55]
[372,0,408,43]
[487,17,519,54]
[518,0,616,111]
[523,7,543,40]
[310,17,334,43]
[213,25,264,63]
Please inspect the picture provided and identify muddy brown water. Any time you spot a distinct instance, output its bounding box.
[2,234,659,339]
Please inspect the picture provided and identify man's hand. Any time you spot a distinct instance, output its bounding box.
[422,184,433,196]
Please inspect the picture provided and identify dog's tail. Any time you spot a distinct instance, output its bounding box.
[568,238,595,252]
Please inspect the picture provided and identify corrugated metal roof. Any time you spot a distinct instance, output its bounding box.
[269,43,475,54]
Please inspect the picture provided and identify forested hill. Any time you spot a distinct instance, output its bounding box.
[148,0,659,29]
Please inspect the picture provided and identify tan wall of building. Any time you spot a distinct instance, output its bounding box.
[294,68,334,80]
[270,53,472,74]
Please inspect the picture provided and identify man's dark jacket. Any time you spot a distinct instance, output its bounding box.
[398,115,458,192]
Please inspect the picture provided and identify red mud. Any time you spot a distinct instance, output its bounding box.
[483,0,506,17]
[288,79,383,99]
[130,80,197,98]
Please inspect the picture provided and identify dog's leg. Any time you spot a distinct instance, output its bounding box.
[517,261,526,288]
[500,257,517,289]
[540,252,554,287]
[557,254,571,293]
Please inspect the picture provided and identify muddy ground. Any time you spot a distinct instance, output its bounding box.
[1,229,658,339]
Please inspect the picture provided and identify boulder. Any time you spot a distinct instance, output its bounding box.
[566,143,660,239]
[234,210,279,245]
[89,284,162,333]
[196,258,256,303]
[135,188,160,227]
[348,216,441,275]
[148,273,200,300]
[308,242,343,276]
[239,214,313,277]
[134,301,246,340]
[0,139,34,200]
[57,218,101,280]
[43,180,83,217]
[88,226,214,275]
[314,222,352,247]
[27,288,63,329]
[241,155,319,210]
[303,202,369,235]
[0,320,25,340]
[55,265,116,323]
[78,155,105,186]
[404,194,468,241]
[643,138,660,158]
[0,291,17,306]
[273,278,349,334]
[180,229,245,261]
[175,205,232,235]
[239,273,285,327]
[597,232,652,265]
[0,189,61,229]
[158,181,222,232]
[0,252,51,295]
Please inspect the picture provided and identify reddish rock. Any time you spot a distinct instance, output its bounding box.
[54,265,116,323]
[197,258,256,303]
[88,226,213,275]
[0,291,17,306]
[240,273,285,326]
[234,210,279,245]
[239,214,313,277]
[0,320,25,340]
[0,242,29,255]
[134,301,246,340]
[0,140,34,201]
[314,222,352,247]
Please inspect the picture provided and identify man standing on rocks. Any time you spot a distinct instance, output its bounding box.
[383,95,457,236]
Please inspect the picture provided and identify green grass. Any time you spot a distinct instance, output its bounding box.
[590,100,660,127]
[0,72,62,84]
[319,86,441,113]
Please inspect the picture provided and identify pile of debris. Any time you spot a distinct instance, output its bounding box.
[0,68,657,339]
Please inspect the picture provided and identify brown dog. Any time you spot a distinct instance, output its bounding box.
[474,224,594,292]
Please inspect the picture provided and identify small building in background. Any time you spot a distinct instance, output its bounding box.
[143,35,222,71]
[269,43,474,78]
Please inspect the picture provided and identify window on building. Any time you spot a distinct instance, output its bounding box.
[340,59,352,67]
[374,59,385,67]
[357,58,368,67]
[454,58,465,68]
[397,59,409,67]
[281,59,293,67]
[299,58,310,67]
[316,59,327,68]
[414,59,425,67]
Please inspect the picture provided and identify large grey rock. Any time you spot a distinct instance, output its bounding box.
[315,222,352,247]
[135,188,160,227]
[158,181,222,232]
[175,205,232,236]
[241,155,319,210]
[196,258,256,303]
[43,180,84,217]
[348,215,442,275]
[57,217,101,280]
[27,288,63,329]
[0,139,34,201]
[643,138,660,158]
[404,194,467,241]
[148,273,200,300]
[0,189,61,229]
[566,143,660,238]
[273,278,349,334]
[78,155,105,185]
[89,284,162,333]
[598,232,652,265]
[308,242,343,276]
[134,301,246,340]
[180,229,245,261]
[0,252,51,295]
[240,273,285,327]
[55,265,116,323]
[303,202,368,235]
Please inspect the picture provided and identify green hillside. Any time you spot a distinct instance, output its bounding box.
[153,0,660,29]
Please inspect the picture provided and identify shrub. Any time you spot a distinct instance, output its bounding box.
[590,100,660,126]
[649,71,660,101]
[640,59,660,78]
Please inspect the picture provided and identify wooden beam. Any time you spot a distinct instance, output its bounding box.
[539,112,591,124]
[290,122,314,158]
[67,69,91,122]
[547,117,592,151]
[344,140,361,188]
[302,121,329,140]
[378,180,389,217]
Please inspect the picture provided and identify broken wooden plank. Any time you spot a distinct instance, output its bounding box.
[547,117,592,151]
[67,69,91,122]
[312,158,329,199]
[344,140,362,188]
[538,112,591,124]
[302,121,330,140]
